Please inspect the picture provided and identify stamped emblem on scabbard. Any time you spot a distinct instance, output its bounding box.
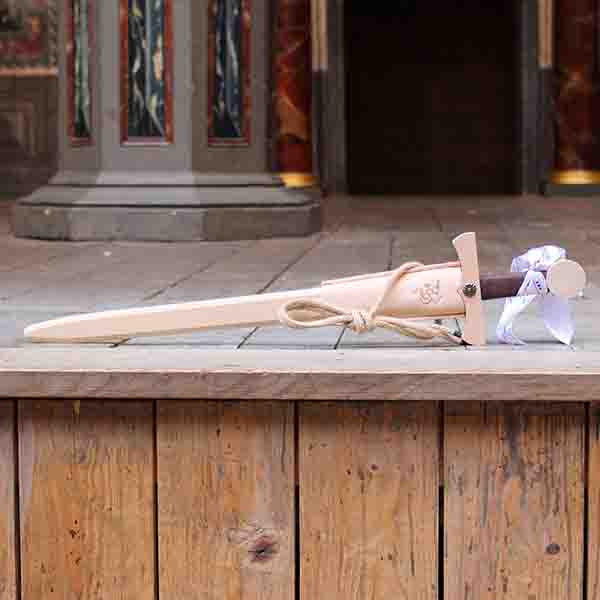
[415,280,442,305]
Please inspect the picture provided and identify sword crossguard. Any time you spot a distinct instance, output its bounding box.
[452,233,587,346]
[453,232,486,346]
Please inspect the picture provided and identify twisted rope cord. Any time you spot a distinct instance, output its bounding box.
[278,261,463,344]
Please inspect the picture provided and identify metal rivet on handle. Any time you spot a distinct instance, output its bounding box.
[463,283,478,298]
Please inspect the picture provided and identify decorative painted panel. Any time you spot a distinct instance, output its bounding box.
[67,0,92,145]
[208,0,251,146]
[0,100,36,158]
[120,0,173,144]
[0,0,58,75]
[0,77,58,184]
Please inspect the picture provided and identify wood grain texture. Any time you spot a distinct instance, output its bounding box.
[19,400,155,600]
[250,234,392,348]
[0,402,16,600]
[2,241,246,312]
[445,402,585,600]
[588,403,600,600]
[157,401,294,600]
[2,347,600,401]
[480,271,545,300]
[299,402,439,600]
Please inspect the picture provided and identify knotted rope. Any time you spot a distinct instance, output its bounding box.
[278,261,463,344]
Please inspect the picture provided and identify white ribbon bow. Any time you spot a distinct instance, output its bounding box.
[496,245,574,345]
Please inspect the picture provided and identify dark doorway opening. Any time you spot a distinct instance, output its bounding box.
[345,1,519,194]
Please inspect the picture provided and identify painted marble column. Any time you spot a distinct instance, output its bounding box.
[273,0,315,187]
[551,0,600,184]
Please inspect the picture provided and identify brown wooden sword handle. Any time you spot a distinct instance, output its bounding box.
[480,271,547,300]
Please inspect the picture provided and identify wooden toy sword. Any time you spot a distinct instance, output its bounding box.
[23,233,586,346]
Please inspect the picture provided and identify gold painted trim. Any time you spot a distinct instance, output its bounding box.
[538,0,553,68]
[551,170,600,185]
[280,172,318,188]
[0,67,58,77]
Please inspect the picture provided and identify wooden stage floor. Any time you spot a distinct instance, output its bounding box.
[1,194,599,352]
[1,192,600,399]
[2,195,600,600]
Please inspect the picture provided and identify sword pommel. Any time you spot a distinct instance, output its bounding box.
[546,259,586,298]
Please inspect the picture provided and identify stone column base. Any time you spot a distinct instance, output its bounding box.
[11,174,322,241]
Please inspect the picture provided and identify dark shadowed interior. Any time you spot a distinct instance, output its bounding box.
[345,1,518,194]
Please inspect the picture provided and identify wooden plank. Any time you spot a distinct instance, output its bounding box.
[588,403,600,600]
[392,230,455,266]
[0,244,122,308]
[336,232,463,349]
[157,401,294,600]
[468,230,518,276]
[300,402,439,600]
[0,237,94,275]
[143,237,318,306]
[247,233,392,348]
[475,297,574,348]
[5,242,246,311]
[126,236,318,346]
[19,400,155,600]
[0,309,93,349]
[568,284,600,351]
[0,402,16,600]
[434,199,522,238]
[327,199,440,235]
[1,347,600,401]
[445,402,585,600]
[0,202,11,235]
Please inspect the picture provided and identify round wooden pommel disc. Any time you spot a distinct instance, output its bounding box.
[546,259,586,298]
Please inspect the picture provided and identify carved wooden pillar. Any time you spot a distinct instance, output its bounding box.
[273,0,315,187]
[551,0,600,184]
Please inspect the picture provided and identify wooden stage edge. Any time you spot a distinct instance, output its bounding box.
[1,347,599,401]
